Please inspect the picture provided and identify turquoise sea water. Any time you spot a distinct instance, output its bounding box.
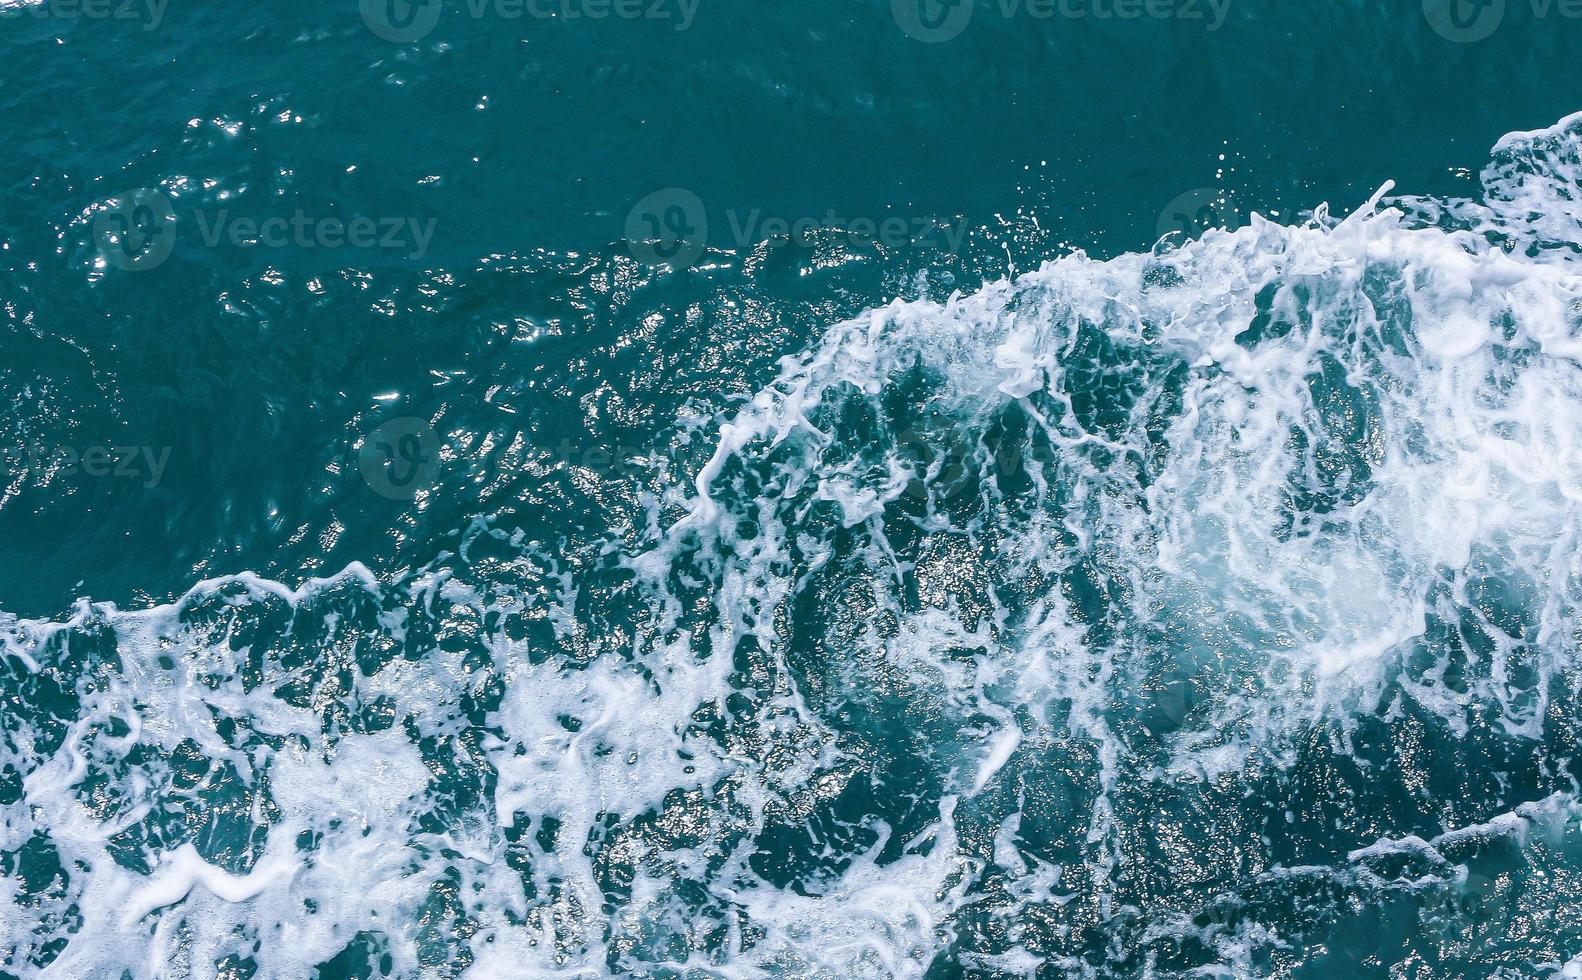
[6,1,1582,976]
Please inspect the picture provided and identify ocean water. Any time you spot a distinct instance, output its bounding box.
[6,1,1582,977]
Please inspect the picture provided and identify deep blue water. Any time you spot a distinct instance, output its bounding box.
[5,1,1582,977]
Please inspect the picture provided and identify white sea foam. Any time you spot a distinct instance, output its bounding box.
[5,112,1582,977]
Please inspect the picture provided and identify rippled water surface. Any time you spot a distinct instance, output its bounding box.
[5,2,1582,977]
